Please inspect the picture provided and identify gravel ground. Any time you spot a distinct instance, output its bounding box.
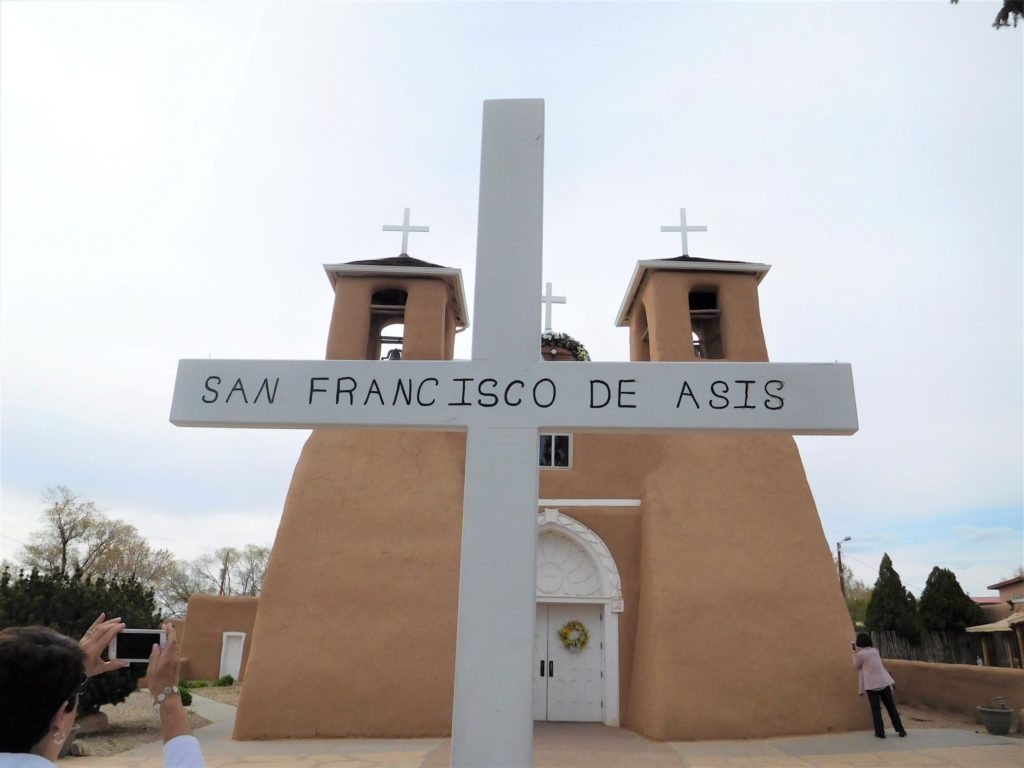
[73,691,212,758]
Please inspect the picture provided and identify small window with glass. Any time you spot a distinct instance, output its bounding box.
[539,433,571,468]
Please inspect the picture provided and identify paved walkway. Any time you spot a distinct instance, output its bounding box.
[68,695,1022,768]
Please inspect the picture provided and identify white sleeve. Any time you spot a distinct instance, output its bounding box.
[162,735,205,767]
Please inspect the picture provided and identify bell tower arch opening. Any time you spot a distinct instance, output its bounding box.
[322,256,469,361]
[689,288,723,359]
[370,288,408,360]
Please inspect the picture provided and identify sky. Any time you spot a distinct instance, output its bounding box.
[1,1,1021,599]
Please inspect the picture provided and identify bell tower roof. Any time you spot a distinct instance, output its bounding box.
[323,256,470,330]
[614,255,771,328]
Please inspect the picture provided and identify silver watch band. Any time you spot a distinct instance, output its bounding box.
[153,685,180,716]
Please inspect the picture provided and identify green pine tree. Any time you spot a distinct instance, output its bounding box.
[918,566,988,631]
[0,566,160,715]
[865,553,922,643]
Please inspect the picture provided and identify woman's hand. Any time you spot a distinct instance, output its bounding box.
[146,623,182,698]
[79,613,130,677]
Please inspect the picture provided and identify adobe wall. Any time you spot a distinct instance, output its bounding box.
[234,430,467,739]
[997,582,1024,610]
[625,433,866,738]
[178,594,258,682]
[235,427,866,740]
[235,262,863,741]
[887,660,1024,729]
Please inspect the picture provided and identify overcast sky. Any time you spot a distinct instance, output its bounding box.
[1,1,1021,599]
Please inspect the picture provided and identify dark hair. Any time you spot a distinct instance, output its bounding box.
[855,632,873,648]
[0,626,85,753]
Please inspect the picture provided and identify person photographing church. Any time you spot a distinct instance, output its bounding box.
[0,614,204,766]
[852,632,907,739]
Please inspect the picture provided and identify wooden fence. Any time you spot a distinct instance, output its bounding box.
[872,629,1020,668]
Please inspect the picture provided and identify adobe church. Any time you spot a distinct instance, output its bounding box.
[228,239,869,740]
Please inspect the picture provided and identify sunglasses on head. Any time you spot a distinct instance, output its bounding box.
[64,676,88,712]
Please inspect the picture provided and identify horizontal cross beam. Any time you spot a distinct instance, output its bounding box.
[170,359,858,435]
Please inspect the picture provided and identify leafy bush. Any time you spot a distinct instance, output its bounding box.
[0,566,160,715]
[175,679,203,707]
[215,674,234,687]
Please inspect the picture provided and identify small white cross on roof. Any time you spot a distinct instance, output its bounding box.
[541,281,566,332]
[660,207,707,256]
[382,207,430,254]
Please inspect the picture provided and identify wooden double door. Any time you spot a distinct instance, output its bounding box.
[532,603,603,722]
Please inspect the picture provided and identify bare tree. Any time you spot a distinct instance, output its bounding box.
[94,533,177,585]
[159,543,272,616]
[158,559,210,617]
[23,486,102,577]
[234,544,270,596]
[951,0,1023,29]
[209,547,240,595]
[21,486,176,589]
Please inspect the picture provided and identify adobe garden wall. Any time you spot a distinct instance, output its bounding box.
[179,594,258,682]
[887,660,1024,730]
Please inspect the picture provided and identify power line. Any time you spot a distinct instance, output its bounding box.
[845,553,923,595]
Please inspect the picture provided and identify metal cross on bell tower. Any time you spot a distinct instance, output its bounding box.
[660,207,707,256]
[383,207,430,255]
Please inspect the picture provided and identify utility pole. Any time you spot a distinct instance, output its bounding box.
[837,536,852,598]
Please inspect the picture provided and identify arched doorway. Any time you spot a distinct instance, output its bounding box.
[534,509,623,726]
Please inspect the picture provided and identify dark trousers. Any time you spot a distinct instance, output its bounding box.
[867,686,905,736]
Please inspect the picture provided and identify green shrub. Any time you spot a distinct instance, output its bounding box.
[0,566,160,715]
[180,688,192,707]
[215,674,234,686]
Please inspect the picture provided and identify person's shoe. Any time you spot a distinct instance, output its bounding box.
[875,733,886,739]
[898,730,907,737]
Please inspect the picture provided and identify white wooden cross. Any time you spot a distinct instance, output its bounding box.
[382,207,430,254]
[660,207,707,255]
[541,281,566,332]
[171,100,858,767]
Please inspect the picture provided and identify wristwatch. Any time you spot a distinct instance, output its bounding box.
[153,686,180,717]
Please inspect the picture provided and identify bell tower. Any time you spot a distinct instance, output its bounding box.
[615,255,771,362]
[323,256,468,361]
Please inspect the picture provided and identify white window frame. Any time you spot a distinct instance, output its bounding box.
[539,433,572,469]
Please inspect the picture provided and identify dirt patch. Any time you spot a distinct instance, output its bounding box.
[900,703,1021,737]
[72,691,213,758]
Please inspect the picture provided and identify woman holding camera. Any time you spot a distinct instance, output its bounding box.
[0,614,204,766]
[852,631,907,739]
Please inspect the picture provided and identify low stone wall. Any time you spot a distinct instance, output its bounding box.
[888,660,1024,730]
